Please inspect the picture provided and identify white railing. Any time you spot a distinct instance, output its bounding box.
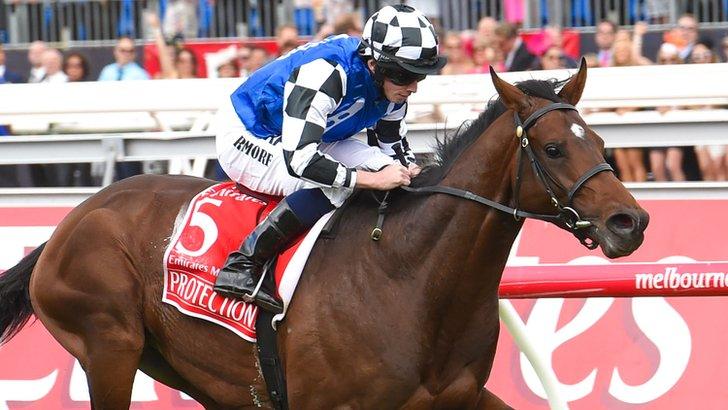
[2,64,726,131]
[0,64,726,186]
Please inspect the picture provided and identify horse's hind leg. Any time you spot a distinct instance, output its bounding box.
[84,338,144,409]
[37,283,145,409]
[36,268,145,409]
[31,209,146,409]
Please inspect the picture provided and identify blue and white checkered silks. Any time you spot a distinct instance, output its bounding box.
[281,59,355,189]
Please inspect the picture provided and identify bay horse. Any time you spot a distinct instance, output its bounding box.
[0,62,647,409]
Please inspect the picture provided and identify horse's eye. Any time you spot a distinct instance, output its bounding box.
[545,144,562,158]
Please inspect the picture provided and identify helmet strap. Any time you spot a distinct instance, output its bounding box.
[364,58,386,96]
[372,63,387,91]
[361,39,395,94]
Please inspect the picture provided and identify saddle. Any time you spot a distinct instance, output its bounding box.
[163,182,341,409]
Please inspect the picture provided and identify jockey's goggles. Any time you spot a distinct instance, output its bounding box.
[378,63,427,86]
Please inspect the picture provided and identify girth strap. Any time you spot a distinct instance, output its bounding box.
[256,310,289,410]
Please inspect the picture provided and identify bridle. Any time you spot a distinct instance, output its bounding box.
[393,101,614,249]
[508,102,614,247]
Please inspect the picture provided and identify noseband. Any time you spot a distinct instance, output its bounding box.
[399,102,614,249]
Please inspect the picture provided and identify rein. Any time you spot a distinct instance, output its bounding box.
[372,102,614,250]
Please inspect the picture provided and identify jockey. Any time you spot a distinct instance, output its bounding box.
[213,4,446,314]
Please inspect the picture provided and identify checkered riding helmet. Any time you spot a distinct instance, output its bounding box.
[359,4,447,77]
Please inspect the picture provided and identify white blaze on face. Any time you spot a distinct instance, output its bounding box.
[571,123,585,139]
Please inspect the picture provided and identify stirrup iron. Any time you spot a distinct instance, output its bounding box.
[243,270,267,303]
[242,258,276,304]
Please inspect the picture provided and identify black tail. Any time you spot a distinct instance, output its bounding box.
[0,242,45,344]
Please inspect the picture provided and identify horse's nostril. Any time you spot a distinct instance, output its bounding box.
[607,213,636,235]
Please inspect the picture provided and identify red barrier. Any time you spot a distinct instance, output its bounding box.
[1,198,727,408]
[501,261,728,298]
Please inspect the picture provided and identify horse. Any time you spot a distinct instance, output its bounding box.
[0,62,648,409]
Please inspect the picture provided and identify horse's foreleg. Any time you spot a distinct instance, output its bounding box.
[475,388,513,410]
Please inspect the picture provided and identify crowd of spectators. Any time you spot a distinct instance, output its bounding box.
[1,10,727,186]
[434,14,728,183]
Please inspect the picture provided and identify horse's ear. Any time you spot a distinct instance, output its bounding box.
[489,66,527,112]
[558,57,588,105]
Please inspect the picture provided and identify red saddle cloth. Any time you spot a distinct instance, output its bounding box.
[162,182,311,342]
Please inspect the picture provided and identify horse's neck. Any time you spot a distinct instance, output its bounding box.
[394,115,522,372]
[421,114,520,297]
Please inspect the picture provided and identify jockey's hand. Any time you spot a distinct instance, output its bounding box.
[408,163,422,178]
[356,164,411,190]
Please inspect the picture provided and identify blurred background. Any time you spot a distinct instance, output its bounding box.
[0,0,727,187]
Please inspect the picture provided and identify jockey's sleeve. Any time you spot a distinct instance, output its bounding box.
[281,59,356,189]
[372,103,416,164]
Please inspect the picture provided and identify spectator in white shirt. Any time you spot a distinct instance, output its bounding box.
[40,49,68,83]
[27,41,47,83]
[36,48,72,186]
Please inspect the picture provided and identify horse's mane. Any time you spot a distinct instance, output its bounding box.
[412,78,568,187]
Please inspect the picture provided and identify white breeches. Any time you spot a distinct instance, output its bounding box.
[214,103,394,207]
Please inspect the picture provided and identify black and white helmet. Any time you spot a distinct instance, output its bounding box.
[359,4,446,75]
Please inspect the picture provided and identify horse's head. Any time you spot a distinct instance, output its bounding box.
[489,60,648,258]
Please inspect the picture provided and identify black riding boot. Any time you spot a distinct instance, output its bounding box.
[214,199,306,314]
